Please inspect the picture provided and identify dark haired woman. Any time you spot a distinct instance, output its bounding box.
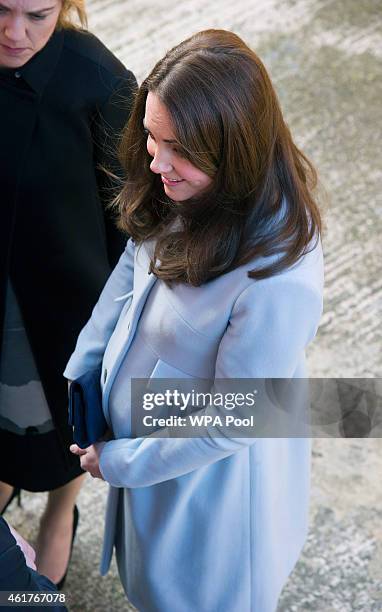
[67,29,324,612]
[0,0,136,587]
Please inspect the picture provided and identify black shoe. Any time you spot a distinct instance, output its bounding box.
[1,487,21,515]
[55,505,79,590]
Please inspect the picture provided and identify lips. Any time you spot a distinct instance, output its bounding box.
[1,44,28,55]
[161,175,184,186]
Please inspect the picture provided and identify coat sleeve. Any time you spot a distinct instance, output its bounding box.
[63,239,135,379]
[98,275,323,488]
[92,71,138,267]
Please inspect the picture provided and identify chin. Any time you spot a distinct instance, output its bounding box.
[163,188,187,202]
[0,55,30,68]
[169,196,188,203]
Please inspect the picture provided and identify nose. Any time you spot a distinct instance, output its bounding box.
[149,148,173,175]
[4,17,27,43]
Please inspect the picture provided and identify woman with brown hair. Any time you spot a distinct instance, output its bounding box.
[0,0,136,588]
[67,29,323,611]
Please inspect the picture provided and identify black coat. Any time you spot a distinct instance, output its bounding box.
[0,518,66,609]
[0,28,137,488]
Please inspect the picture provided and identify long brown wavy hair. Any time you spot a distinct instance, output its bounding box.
[116,29,321,285]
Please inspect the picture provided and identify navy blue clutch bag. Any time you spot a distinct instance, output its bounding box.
[68,365,108,449]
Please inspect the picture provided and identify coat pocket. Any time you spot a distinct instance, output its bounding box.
[146,359,211,402]
[146,359,197,396]
[149,358,195,380]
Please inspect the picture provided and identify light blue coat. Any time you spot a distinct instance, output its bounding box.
[64,237,324,612]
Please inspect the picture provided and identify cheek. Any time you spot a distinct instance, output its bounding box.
[198,173,213,189]
[184,168,212,189]
[37,15,60,45]
[182,164,212,188]
[34,27,54,47]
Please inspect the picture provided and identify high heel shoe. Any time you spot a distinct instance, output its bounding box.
[55,504,79,590]
[1,487,21,515]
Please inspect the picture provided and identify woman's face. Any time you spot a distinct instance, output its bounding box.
[0,0,61,68]
[144,91,213,202]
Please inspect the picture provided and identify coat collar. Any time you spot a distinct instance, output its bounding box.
[134,240,157,293]
[14,29,64,96]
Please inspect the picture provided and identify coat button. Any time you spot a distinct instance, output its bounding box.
[14,71,21,79]
[103,369,107,383]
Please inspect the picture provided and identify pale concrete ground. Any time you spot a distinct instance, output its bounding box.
[6,0,382,610]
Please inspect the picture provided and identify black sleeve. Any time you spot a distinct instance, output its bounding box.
[0,518,67,611]
[92,70,138,267]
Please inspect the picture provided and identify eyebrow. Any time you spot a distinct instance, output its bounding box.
[142,120,178,144]
[28,6,57,13]
[0,4,57,12]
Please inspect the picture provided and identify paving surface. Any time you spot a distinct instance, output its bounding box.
[5,1,382,611]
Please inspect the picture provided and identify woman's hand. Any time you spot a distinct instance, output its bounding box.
[69,442,106,480]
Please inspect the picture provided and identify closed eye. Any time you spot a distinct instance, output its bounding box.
[143,127,155,141]
[143,126,186,157]
[171,144,187,158]
[29,13,48,21]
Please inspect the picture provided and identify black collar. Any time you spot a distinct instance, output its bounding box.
[15,28,65,96]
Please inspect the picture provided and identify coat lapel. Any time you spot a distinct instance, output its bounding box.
[102,241,157,420]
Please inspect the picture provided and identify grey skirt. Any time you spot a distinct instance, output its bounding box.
[0,280,54,435]
[0,281,83,491]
